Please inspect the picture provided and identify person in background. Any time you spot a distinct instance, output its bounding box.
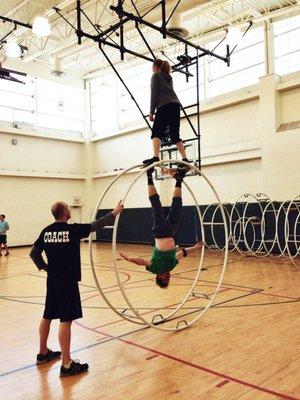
[0,214,9,256]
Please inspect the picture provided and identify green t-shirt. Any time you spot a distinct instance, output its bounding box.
[147,247,179,274]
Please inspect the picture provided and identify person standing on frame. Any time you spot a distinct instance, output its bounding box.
[143,59,190,172]
[30,200,123,377]
[0,214,9,256]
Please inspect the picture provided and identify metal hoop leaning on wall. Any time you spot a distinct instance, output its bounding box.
[275,201,290,258]
[111,159,229,331]
[285,195,300,265]
[260,200,282,258]
[230,193,269,256]
[202,203,231,252]
[242,193,270,257]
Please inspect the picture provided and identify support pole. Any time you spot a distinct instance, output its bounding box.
[76,0,82,45]
[118,0,125,61]
[0,24,17,45]
[0,15,32,29]
[196,50,201,170]
[161,0,167,39]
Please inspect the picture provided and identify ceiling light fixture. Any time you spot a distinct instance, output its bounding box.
[32,16,51,37]
[4,39,21,58]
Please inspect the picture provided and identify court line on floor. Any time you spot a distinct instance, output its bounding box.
[90,287,232,330]
[74,311,300,400]
[216,299,300,308]
[113,337,300,400]
[0,325,149,379]
[1,298,298,400]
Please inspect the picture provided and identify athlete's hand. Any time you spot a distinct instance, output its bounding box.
[112,201,124,216]
[194,242,204,250]
[119,252,129,261]
[149,113,155,122]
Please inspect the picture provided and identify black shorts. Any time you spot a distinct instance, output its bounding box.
[152,102,181,144]
[150,193,182,239]
[0,235,7,244]
[43,278,82,322]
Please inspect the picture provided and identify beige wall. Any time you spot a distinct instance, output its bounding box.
[0,176,85,246]
[93,130,152,173]
[0,132,86,246]
[260,75,300,201]
[0,133,85,175]
[1,71,300,246]
[280,87,300,123]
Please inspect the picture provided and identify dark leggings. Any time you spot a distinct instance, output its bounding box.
[151,102,181,144]
[149,193,182,239]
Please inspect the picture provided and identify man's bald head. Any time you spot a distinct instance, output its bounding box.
[51,202,70,221]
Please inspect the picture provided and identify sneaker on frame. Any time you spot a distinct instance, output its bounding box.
[177,160,190,174]
[142,156,160,166]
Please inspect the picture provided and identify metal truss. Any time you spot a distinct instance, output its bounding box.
[66,0,234,170]
[0,1,254,170]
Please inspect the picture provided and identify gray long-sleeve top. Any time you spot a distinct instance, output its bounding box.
[150,72,180,114]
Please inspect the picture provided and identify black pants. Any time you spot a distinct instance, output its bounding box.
[43,278,82,322]
[151,102,181,144]
[0,235,7,244]
[150,193,182,238]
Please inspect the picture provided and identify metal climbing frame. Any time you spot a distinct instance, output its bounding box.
[53,0,232,170]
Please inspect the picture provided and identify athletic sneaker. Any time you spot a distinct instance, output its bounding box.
[142,156,159,166]
[174,167,188,180]
[177,159,190,174]
[36,348,62,365]
[60,360,89,377]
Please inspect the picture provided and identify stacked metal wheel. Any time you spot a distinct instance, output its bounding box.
[202,193,300,265]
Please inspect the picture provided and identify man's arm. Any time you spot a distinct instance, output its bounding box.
[90,201,124,233]
[119,252,151,267]
[176,242,204,260]
[6,223,9,231]
[150,74,159,115]
[30,246,48,271]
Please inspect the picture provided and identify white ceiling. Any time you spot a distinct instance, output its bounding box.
[1,0,300,77]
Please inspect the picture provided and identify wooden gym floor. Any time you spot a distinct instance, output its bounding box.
[0,243,299,400]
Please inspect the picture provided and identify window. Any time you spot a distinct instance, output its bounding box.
[0,75,84,136]
[274,15,300,76]
[0,76,35,125]
[36,78,84,134]
[207,26,265,97]
[89,74,119,136]
[118,63,151,130]
[89,58,205,137]
[174,59,204,107]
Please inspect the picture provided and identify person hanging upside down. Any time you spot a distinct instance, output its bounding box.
[143,59,190,172]
[120,168,203,288]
